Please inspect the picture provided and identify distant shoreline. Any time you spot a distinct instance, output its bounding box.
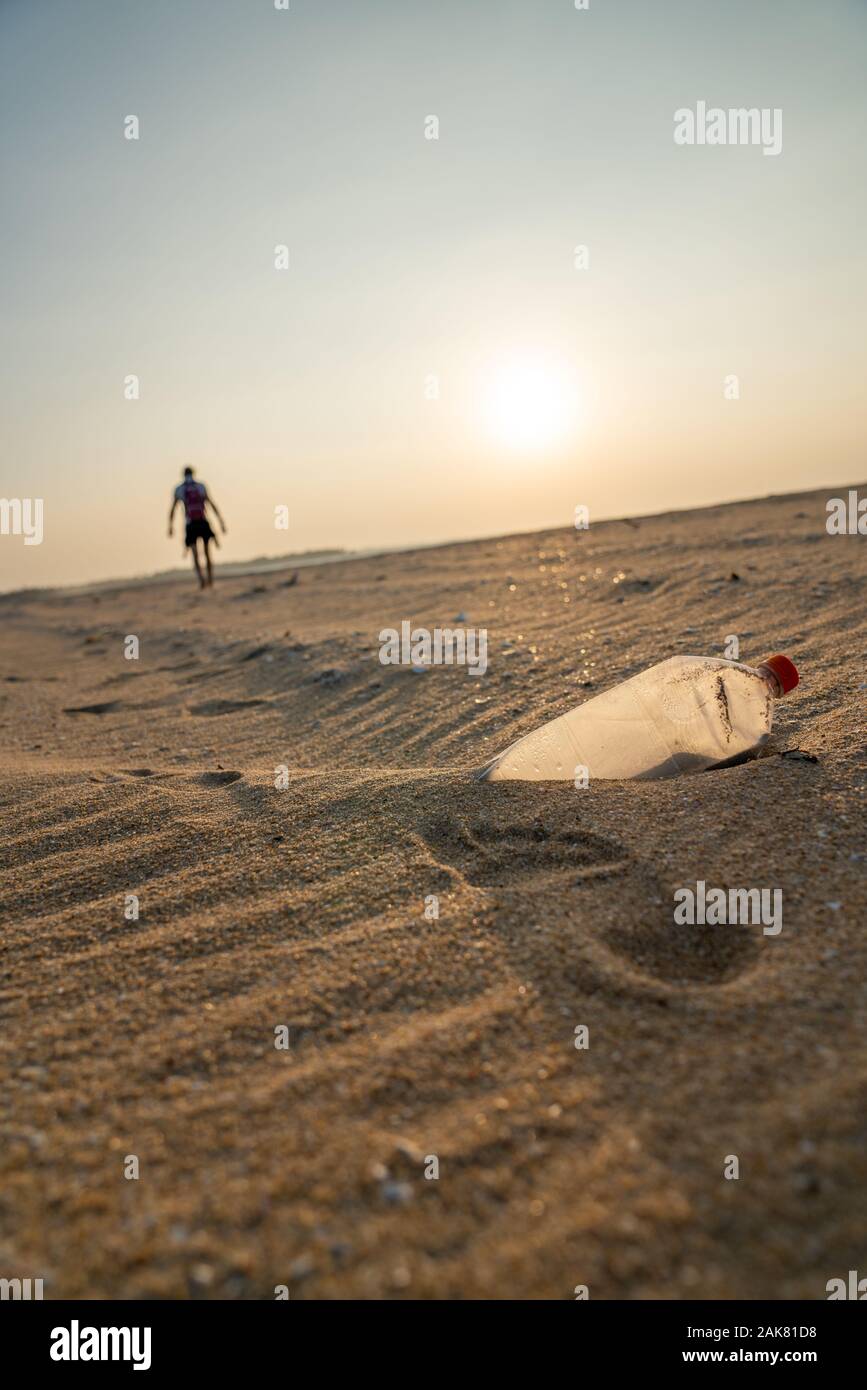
[1,480,861,602]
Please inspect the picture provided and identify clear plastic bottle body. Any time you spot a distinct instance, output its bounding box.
[481,656,777,782]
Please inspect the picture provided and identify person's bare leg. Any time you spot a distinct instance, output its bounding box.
[191,542,206,588]
[204,540,214,586]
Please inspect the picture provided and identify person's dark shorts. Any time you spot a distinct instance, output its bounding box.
[185,518,214,548]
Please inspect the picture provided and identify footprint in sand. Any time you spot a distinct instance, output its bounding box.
[421,815,628,889]
[421,815,758,986]
[64,701,122,716]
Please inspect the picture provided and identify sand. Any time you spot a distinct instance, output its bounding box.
[1,483,865,1300]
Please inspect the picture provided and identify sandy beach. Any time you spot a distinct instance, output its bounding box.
[1,483,865,1300]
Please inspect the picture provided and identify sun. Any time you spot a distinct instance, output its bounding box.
[481,353,579,450]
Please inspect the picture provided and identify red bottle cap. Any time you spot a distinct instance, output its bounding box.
[761,654,799,694]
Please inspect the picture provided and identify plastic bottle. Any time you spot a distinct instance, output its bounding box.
[479,653,799,782]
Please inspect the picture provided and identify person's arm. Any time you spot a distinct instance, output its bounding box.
[206,491,226,533]
[168,493,181,536]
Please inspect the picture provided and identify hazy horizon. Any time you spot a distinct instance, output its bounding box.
[6,477,862,599]
[3,0,866,589]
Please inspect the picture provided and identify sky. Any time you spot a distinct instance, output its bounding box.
[1,0,866,590]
